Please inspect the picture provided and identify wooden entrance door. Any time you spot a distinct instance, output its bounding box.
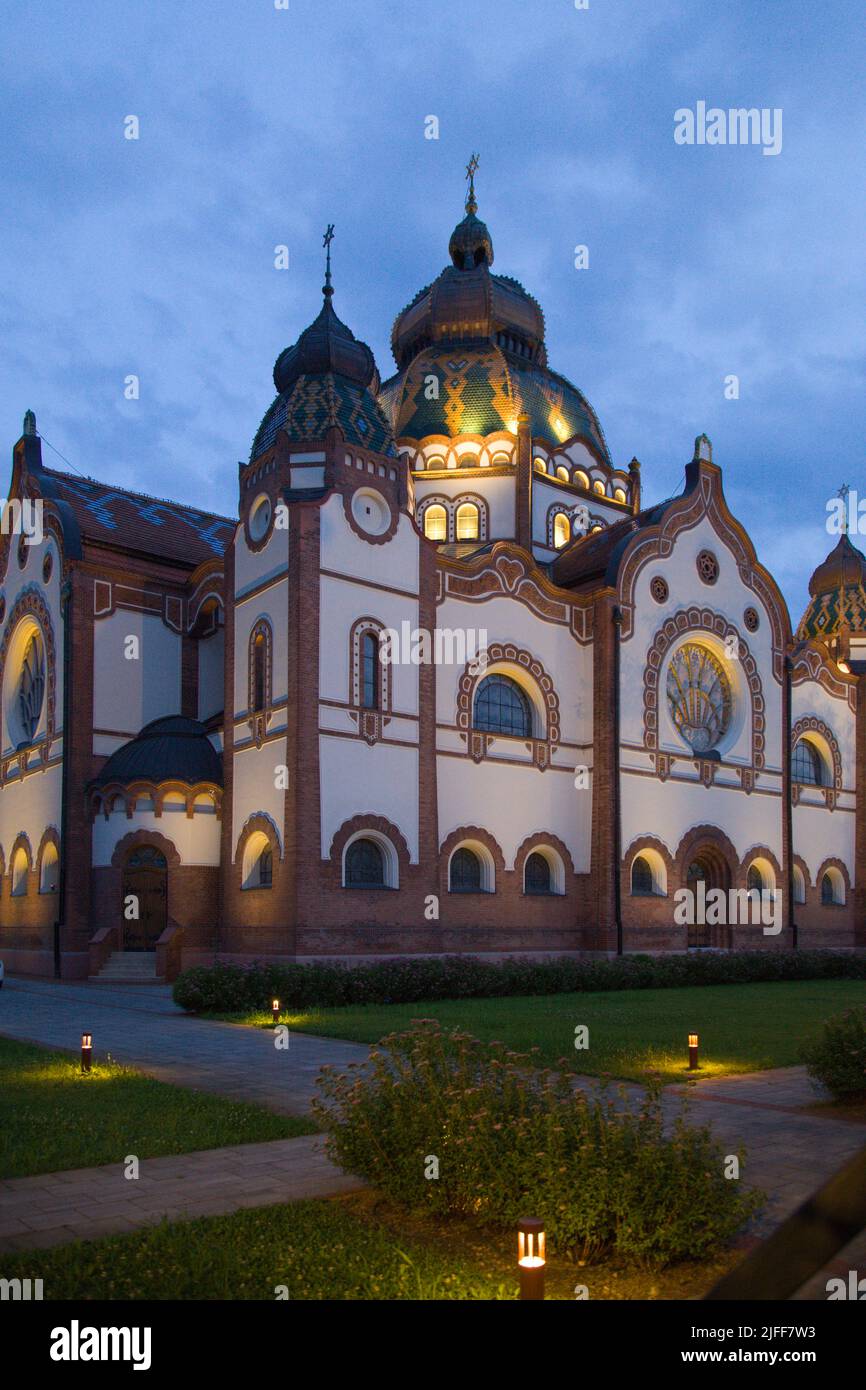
[122,846,167,951]
[686,850,731,948]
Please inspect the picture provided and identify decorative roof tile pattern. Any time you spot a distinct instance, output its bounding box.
[41,469,234,563]
[380,346,610,459]
[251,371,396,460]
[797,535,866,641]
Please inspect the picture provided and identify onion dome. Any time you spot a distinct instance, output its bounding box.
[797,534,866,641]
[251,229,396,460]
[381,164,609,459]
[91,716,223,787]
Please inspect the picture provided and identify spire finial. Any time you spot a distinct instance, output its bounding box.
[23,409,37,437]
[465,152,480,214]
[838,482,850,536]
[322,223,335,298]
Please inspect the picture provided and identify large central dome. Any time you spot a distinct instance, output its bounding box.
[379,183,609,461]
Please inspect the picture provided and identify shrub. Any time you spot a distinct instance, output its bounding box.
[800,1008,866,1100]
[173,949,866,1015]
[312,1023,762,1268]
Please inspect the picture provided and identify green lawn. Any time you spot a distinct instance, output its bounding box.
[227,979,866,1082]
[0,1191,738,1300]
[0,1037,315,1179]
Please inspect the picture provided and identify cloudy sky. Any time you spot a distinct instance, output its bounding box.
[1,0,863,620]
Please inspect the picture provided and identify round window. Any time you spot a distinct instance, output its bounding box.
[249,495,272,544]
[351,488,390,536]
[666,643,731,753]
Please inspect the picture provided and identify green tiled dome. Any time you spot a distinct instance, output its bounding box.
[797,535,866,641]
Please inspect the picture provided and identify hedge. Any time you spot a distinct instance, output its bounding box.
[172,948,866,1014]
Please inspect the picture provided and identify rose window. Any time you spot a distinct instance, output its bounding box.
[666,642,731,753]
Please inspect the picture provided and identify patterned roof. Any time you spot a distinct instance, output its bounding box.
[40,468,234,564]
[251,371,396,460]
[797,535,866,640]
[379,346,610,459]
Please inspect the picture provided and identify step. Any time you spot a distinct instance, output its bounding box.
[91,951,164,984]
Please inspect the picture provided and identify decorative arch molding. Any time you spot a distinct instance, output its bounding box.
[616,460,790,678]
[90,780,222,822]
[8,830,34,874]
[791,715,843,807]
[341,479,400,547]
[188,575,224,635]
[348,616,392,745]
[438,543,594,642]
[328,814,411,884]
[0,585,57,757]
[35,824,60,873]
[456,641,561,770]
[417,493,490,544]
[672,824,741,890]
[513,831,575,894]
[623,834,675,896]
[110,829,181,870]
[544,502,608,549]
[439,825,506,895]
[234,812,283,867]
[815,856,851,906]
[791,853,811,904]
[247,617,273,747]
[741,843,783,891]
[643,607,765,776]
[791,641,857,715]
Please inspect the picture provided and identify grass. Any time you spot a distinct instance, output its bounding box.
[0,1190,741,1300]
[0,1036,315,1180]
[219,979,866,1082]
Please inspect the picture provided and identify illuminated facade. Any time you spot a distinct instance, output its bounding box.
[1,180,862,979]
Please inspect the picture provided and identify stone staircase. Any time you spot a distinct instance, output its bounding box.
[92,951,164,984]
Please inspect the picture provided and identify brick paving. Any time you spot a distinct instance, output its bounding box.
[1,975,865,1295]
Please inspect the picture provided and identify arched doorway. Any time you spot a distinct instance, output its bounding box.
[685,847,731,948]
[122,845,167,951]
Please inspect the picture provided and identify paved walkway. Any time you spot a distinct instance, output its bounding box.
[1,976,865,1295]
[0,1135,364,1253]
[0,975,368,1114]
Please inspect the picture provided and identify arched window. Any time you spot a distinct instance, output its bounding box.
[458,454,478,469]
[614,487,627,504]
[473,674,532,738]
[821,873,835,905]
[17,631,45,744]
[553,512,571,549]
[423,505,447,542]
[792,738,823,786]
[747,865,764,894]
[449,847,482,893]
[252,633,266,713]
[575,470,590,490]
[592,480,606,496]
[426,456,446,471]
[792,864,806,904]
[361,632,379,710]
[40,841,59,894]
[242,831,274,890]
[556,466,570,483]
[345,837,385,888]
[525,851,552,895]
[455,503,480,541]
[631,855,655,896]
[11,847,28,897]
[533,458,547,474]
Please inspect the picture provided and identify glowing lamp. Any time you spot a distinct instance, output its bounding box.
[517,1216,546,1301]
[81,1032,92,1073]
[688,1033,700,1070]
[272,999,280,1026]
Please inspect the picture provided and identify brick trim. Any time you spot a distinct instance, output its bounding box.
[439,825,505,896]
[456,642,561,770]
[110,830,181,870]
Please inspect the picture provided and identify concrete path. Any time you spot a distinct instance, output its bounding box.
[0,1135,364,1253]
[0,975,368,1114]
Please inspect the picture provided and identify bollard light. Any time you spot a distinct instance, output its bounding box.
[81,1032,92,1073]
[517,1216,545,1300]
[272,998,280,1026]
[688,1033,699,1070]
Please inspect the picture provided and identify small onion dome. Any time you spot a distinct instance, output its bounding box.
[448,210,494,270]
[273,291,378,396]
[91,716,223,787]
[797,534,866,641]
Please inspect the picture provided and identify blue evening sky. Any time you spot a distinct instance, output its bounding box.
[1,0,863,622]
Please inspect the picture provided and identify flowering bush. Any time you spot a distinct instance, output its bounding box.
[172,950,866,1014]
[312,1023,762,1268]
[800,1008,866,1100]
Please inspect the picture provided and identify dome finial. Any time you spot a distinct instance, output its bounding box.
[837,482,851,536]
[322,223,335,298]
[465,151,480,214]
